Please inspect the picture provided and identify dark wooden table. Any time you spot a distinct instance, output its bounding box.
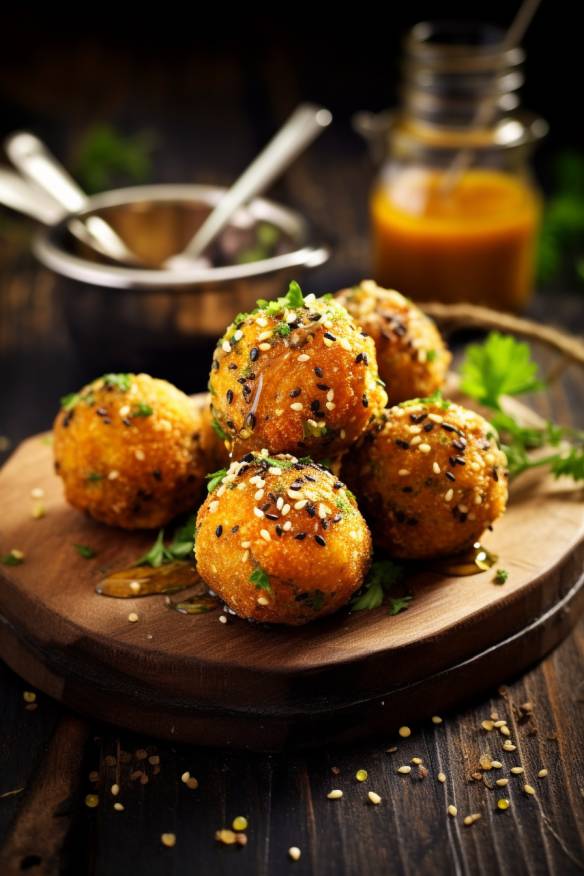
[1,38,584,875]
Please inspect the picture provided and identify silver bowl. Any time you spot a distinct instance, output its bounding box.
[34,184,329,385]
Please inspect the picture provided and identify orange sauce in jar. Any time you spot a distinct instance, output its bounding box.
[371,168,541,311]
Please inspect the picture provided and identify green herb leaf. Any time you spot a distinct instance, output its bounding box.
[74,543,97,559]
[134,529,168,568]
[494,568,509,585]
[250,566,271,591]
[274,322,291,337]
[73,124,155,194]
[131,403,153,418]
[387,595,413,615]
[86,472,104,482]
[61,392,80,410]
[101,373,133,392]
[211,417,229,441]
[285,281,304,309]
[460,332,543,410]
[206,468,228,492]
[166,514,196,559]
[551,446,584,481]
[1,551,24,566]
[351,559,403,611]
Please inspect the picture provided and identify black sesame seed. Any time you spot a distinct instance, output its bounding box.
[402,486,413,493]
[355,353,364,364]
[445,471,456,481]
[310,400,321,413]
[453,456,466,466]
[492,467,499,481]
[410,413,427,424]
[152,469,162,481]
[250,347,259,362]
[441,423,457,433]
[362,395,369,408]
[322,519,329,530]
[212,359,220,370]
[306,503,316,517]
[102,417,112,425]
[304,474,316,482]
[323,332,336,341]
[215,525,223,537]
[96,407,108,417]
[315,534,327,547]
[294,532,307,540]
[226,419,235,429]
[237,377,246,385]
[290,388,302,398]
[261,502,272,512]
[231,525,239,533]
[226,389,234,404]
[228,363,237,370]
[265,513,279,521]
[333,482,343,490]
[423,422,434,432]
[275,525,283,537]
[452,440,466,452]
[314,367,324,377]
[245,413,256,428]
[332,513,342,523]
[242,453,254,462]
[122,418,132,427]
[309,313,321,321]
[396,439,410,450]
[316,383,330,391]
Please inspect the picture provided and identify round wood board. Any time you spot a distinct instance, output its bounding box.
[0,394,583,752]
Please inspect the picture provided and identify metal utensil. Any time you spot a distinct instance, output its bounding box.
[0,167,64,224]
[166,103,332,270]
[4,131,142,265]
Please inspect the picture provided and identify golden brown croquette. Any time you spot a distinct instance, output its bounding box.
[336,280,451,404]
[342,399,508,559]
[195,451,372,624]
[208,283,387,459]
[54,373,219,529]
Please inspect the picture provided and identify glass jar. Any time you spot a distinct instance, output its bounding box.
[357,21,547,311]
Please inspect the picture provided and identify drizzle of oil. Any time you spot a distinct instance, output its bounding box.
[437,542,498,577]
[167,592,222,615]
[96,561,200,598]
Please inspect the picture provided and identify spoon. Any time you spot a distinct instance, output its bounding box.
[0,168,64,224]
[165,103,332,271]
[4,132,142,265]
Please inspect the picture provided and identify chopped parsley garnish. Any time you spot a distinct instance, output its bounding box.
[426,349,437,363]
[211,417,229,441]
[399,389,450,409]
[61,392,80,410]
[206,468,228,492]
[274,322,291,337]
[134,514,196,568]
[1,550,24,566]
[387,595,413,615]
[101,373,133,392]
[74,543,97,559]
[86,472,104,483]
[131,403,153,418]
[459,332,584,481]
[250,566,271,591]
[494,568,509,585]
[351,559,404,611]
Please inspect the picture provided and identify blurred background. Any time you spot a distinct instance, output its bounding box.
[1,2,583,454]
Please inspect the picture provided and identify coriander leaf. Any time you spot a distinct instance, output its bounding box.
[274,323,291,337]
[460,333,543,409]
[285,281,304,309]
[250,566,271,591]
[426,349,437,363]
[61,392,80,410]
[131,403,153,418]
[387,595,413,615]
[74,543,97,559]
[87,472,104,482]
[101,373,133,392]
[494,568,509,585]
[211,417,229,441]
[206,468,228,492]
[551,446,584,481]
[1,551,23,566]
[167,514,196,559]
[351,559,403,611]
[134,529,169,568]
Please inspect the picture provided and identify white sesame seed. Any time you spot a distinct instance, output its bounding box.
[276,497,284,510]
[254,489,265,501]
[326,402,336,410]
[289,847,301,861]
[510,767,524,774]
[323,338,334,347]
[268,467,282,476]
[294,500,307,510]
[242,551,249,562]
[30,487,45,499]
[448,805,457,817]
[257,596,269,606]
[398,469,410,477]
[128,612,139,623]
[290,402,303,412]
[327,790,343,799]
[254,507,264,518]
[304,293,316,304]
[437,772,446,783]
[524,784,536,796]
[326,389,335,401]
[281,504,290,515]
[259,343,271,352]
[260,529,271,542]
[444,489,454,502]
[368,791,382,805]
[397,766,411,774]
[233,330,243,341]
[419,443,432,454]
[134,449,145,461]
[433,463,441,474]
[258,330,272,341]
[409,425,422,434]
[222,341,232,353]
[283,521,292,531]
[432,715,443,724]
[410,436,422,446]
[108,470,120,480]
[538,769,548,778]
[119,405,130,417]
[209,500,219,513]
[428,413,443,423]
[241,541,251,549]
[256,317,268,327]
[297,354,310,362]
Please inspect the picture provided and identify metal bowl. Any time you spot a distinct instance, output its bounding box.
[34,184,329,385]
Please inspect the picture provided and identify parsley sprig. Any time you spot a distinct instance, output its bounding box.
[134,514,195,567]
[351,559,406,612]
[460,332,584,480]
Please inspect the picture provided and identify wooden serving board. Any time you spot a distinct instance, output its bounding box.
[0,397,583,752]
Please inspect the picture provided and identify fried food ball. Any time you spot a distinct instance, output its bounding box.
[54,373,220,529]
[208,282,387,459]
[195,451,372,624]
[342,399,508,559]
[336,280,451,404]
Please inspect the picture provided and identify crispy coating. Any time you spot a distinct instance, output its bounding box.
[342,400,508,559]
[195,452,372,624]
[208,287,387,459]
[54,373,222,529]
[336,280,451,404]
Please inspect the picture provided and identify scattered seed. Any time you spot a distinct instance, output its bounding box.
[85,794,99,808]
[232,816,248,831]
[524,785,536,796]
[113,802,124,811]
[464,813,481,826]
[448,805,457,817]
[128,612,139,623]
[161,833,176,848]
[23,691,36,703]
[482,720,495,731]
[496,779,509,787]
[497,798,510,810]
[398,726,411,738]
[491,760,503,769]
[111,783,120,796]
[411,757,423,765]
[327,790,343,799]
[368,791,382,805]
[289,847,301,861]
[437,772,446,783]
[355,769,368,782]
[502,741,516,752]
[431,715,443,724]
[397,766,412,775]
[538,769,548,778]
[510,767,524,775]
[215,829,237,845]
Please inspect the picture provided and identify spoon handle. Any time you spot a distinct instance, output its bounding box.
[173,103,332,264]
[0,168,64,224]
[5,131,141,265]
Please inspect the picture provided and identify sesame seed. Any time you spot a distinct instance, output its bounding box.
[482,720,495,731]
[290,402,303,412]
[254,508,264,518]
[314,535,326,547]
[128,613,139,623]
[339,338,351,351]
[209,500,219,513]
[161,833,176,848]
[419,443,431,454]
[444,489,454,502]
[496,779,509,787]
[397,766,411,774]
[233,330,243,341]
[31,487,45,499]
[108,470,119,480]
[524,784,536,796]
[283,521,292,531]
[111,783,120,796]
[399,725,411,737]
[398,469,410,477]
[368,791,382,805]
[428,413,443,423]
[437,772,446,783]
[410,436,422,446]
[288,847,301,861]
[448,805,457,817]
[503,741,516,752]
[258,330,272,341]
[114,802,124,811]
[497,798,510,810]
[294,500,307,510]
[510,767,524,774]
[499,725,511,737]
[23,691,36,703]
[491,760,503,769]
[242,551,249,562]
[298,354,310,362]
[463,814,481,826]
[432,463,441,474]
[356,769,368,782]
[327,790,343,799]
[219,615,227,624]
[222,341,232,353]
[411,757,423,765]
[259,343,271,351]
[538,769,548,778]
[85,794,99,808]
[260,529,271,542]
